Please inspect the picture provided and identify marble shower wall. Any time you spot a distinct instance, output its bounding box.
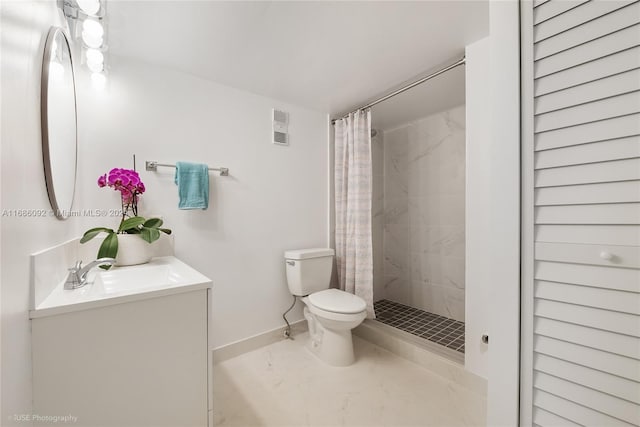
[372,132,385,303]
[377,105,466,321]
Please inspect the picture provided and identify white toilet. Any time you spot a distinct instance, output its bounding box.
[284,248,367,366]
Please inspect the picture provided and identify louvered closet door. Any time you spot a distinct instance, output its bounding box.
[520,1,640,426]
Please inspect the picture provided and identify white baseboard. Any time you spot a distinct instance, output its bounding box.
[212,320,308,364]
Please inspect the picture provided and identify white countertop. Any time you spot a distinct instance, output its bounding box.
[30,256,212,319]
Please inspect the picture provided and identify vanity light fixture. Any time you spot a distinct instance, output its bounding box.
[76,0,101,16]
[87,60,103,73]
[61,0,108,87]
[81,19,104,48]
[85,48,103,64]
[62,0,104,19]
[85,48,104,72]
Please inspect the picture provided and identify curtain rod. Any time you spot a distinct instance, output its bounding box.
[331,56,466,125]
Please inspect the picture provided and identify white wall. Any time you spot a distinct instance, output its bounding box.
[75,56,329,348]
[486,1,521,425]
[465,37,491,379]
[0,1,80,423]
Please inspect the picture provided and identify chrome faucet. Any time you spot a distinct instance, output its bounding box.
[64,258,116,290]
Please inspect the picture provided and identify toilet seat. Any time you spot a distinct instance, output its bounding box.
[304,298,367,322]
[303,289,367,322]
[307,289,367,315]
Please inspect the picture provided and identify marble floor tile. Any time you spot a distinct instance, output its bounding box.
[214,333,486,427]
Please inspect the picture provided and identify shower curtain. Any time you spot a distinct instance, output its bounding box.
[334,109,375,318]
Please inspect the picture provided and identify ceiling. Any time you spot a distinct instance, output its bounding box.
[106,1,488,117]
[371,59,465,131]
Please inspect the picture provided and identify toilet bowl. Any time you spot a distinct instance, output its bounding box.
[284,248,367,367]
[302,289,367,366]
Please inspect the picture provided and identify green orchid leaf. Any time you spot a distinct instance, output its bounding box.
[97,231,118,265]
[139,228,151,243]
[118,216,146,232]
[140,227,161,243]
[159,228,172,235]
[143,218,163,229]
[80,227,113,244]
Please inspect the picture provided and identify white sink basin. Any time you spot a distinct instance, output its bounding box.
[31,256,212,318]
[94,264,174,294]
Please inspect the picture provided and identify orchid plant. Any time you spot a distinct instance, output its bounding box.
[81,168,171,268]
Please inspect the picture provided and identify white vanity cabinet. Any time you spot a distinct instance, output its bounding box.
[30,257,212,427]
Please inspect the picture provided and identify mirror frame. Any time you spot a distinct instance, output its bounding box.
[41,26,78,220]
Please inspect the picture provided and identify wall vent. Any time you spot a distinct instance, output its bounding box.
[272,109,289,146]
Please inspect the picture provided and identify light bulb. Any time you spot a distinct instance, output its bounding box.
[86,48,104,66]
[76,0,100,15]
[82,20,104,48]
[87,60,103,73]
[82,31,103,48]
[82,19,104,39]
[91,72,106,89]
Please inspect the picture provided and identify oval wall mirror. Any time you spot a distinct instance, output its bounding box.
[41,26,78,220]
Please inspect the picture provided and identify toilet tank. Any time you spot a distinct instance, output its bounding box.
[284,248,335,296]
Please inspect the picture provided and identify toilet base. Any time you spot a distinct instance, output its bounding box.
[304,308,357,367]
[308,325,355,367]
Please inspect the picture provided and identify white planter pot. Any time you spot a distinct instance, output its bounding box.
[115,234,153,266]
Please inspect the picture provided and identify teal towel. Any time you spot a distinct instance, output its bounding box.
[174,162,209,210]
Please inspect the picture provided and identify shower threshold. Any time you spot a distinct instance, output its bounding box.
[373,299,465,354]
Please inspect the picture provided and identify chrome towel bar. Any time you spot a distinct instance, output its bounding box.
[145,160,229,176]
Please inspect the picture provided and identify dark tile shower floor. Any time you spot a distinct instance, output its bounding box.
[374,299,465,353]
